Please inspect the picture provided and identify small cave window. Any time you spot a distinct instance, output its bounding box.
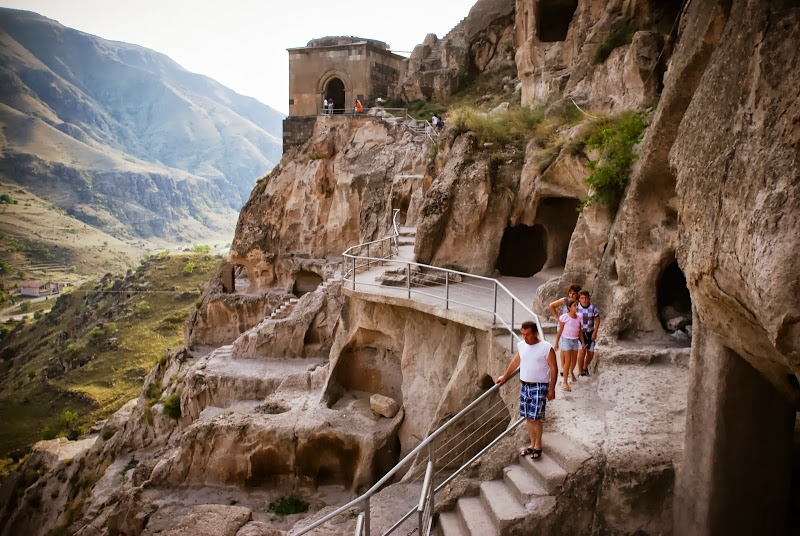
[293,270,323,296]
[496,224,548,277]
[325,77,346,113]
[233,265,250,293]
[536,0,579,42]
[657,260,692,331]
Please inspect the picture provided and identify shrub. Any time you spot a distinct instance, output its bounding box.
[0,194,15,204]
[88,326,105,341]
[19,301,30,313]
[101,428,116,441]
[134,301,151,316]
[582,111,648,209]
[191,245,211,254]
[27,369,35,379]
[162,392,181,419]
[33,310,43,320]
[59,411,78,429]
[146,381,162,401]
[41,426,57,440]
[183,262,195,275]
[267,495,310,516]
[0,261,11,275]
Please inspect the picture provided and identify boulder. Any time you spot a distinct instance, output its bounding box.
[370,393,399,418]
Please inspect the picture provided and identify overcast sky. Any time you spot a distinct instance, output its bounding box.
[0,0,478,115]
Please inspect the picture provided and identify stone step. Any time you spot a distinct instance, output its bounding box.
[504,464,549,504]
[438,511,468,536]
[541,432,591,473]
[520,451,568,494]
[480,480,527,530]
[457,496,498,536]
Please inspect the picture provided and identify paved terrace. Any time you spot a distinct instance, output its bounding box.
[340,227,561,344]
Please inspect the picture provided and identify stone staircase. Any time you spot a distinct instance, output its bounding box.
[436,432,591,535]
[268,275,342,320]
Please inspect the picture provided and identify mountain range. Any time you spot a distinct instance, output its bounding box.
[0,7,284,244]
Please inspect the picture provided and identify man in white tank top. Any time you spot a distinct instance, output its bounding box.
[496,320,557,460]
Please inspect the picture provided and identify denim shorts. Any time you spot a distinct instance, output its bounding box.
[560,337,580,351]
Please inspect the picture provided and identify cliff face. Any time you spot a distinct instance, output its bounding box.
[0,8,283,241]
[3,0,798,534]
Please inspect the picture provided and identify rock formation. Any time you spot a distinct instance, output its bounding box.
[3,0,799,534]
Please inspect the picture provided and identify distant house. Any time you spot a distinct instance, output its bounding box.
[20,281,57,297]
[56,282,73,292]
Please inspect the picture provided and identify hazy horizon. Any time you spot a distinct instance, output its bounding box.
[0,0,478,115]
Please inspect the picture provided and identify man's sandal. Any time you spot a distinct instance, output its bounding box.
[520,447,535,457]
[530,449,543,460]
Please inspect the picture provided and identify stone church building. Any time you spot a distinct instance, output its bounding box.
[283,36,407,150]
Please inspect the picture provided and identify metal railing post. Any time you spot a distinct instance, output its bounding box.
[445,273,449,309]
[364,496,370,536]
[493,281,498,326]
[407,263,411,299]
[352,257,356,291]
[366,243,370,271]
[510,300,515,351]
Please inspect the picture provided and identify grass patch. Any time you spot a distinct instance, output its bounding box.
[267,495,309,516]
[449,105,544,150]
[162,392,181,419]
[582,111,648,209]
[121,457,138,475]
[0,252,221,457]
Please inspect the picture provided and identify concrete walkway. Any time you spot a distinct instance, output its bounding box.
[343,227,560,335]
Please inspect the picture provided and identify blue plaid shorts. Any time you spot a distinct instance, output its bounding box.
[519,382,548,421]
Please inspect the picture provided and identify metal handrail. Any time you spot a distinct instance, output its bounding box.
[404,114,439,142]
[343,254,545,346]
[319,107,408,118]
[295,212,545,536]
[294,368,521,536]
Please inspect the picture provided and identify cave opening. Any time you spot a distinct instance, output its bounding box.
[496,224,548,277]
[657,260,692,331]
[325,77,346,113]
[293,270,323,296]
[233,265,249,293]
[534,197,581,268]
[297,435,360,487]
[536,0,579,42]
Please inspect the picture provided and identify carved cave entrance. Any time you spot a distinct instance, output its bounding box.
[535,197,581,269]
[325,78,346,113]
[496,224,548,277]
[293,270,323,297]
[656,260,691,332]
[536,0,579,42]
[233,264,250,293]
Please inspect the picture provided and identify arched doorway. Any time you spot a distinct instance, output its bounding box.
[325,78,346,113]
[495,224,548,277]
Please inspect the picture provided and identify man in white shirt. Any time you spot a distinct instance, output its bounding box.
[496,320,557,460]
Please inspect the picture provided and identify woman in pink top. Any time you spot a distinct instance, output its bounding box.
[554,300,585,391]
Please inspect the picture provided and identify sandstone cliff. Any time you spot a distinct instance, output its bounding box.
[2,0,798,534]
